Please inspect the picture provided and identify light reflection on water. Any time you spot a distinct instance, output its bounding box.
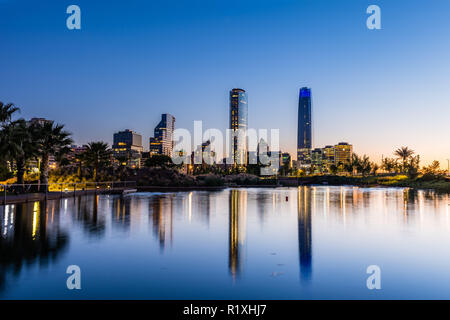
[0,187,449,299]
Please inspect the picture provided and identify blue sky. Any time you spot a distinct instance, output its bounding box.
[1,0,449,166]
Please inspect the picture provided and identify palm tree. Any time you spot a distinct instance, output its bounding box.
[0,102,20,124]
[75,152,85,178]
[0,120,38,184]
[82,142,111,181]
[32,121,73,189]
[394,146,414,173]
[0,102,21,177]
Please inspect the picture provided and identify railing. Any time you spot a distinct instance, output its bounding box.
[0,181,137,205]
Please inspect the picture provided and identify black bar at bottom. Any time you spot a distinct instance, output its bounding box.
[0,300,446,318]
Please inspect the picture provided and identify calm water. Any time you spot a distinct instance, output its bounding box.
[0,186,449,299]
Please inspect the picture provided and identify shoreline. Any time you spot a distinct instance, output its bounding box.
[1,180,448,205]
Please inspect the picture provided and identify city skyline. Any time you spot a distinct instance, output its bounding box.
[1,0,449,167]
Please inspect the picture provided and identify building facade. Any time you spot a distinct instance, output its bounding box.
[297,87,312,165]
[334,142,353,167]
[112,129,143,168]
[281,152,292,168]
[311,148,323,173]
[229,88,248,166]
[305,142,353,173]
[150,113,175,157]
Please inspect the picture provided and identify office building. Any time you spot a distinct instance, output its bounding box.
[334,142,353,166]
[150,113,175,157]
[297,87,312,165]
[281,152,292,168]
[229,88,248,166]
[112,129,143,168]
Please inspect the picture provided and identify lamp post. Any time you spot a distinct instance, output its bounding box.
[447,159,450,176]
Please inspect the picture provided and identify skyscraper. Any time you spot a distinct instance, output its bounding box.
[297,87,312,164]
[150,113,175,157]
[229,88,248,166]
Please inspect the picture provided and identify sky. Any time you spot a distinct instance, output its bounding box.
[0,0,449,167]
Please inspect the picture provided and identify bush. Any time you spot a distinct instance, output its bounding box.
[130,167,196,186]
[0,164,13,181]
[197,174,225,186]
[225,173,259,185]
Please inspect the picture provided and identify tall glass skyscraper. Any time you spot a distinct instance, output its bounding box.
[229,88,248,166]
[297,87,312,164]
[150,113,176,157]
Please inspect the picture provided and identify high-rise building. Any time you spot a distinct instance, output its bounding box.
[311,148,324,173]
[281,152,292,168]
[112,129,143,168]
[297,87,312,164]
[323,145,336,169]
[334,142,353,166]
[229,88,248,166]
[149,114,175,157]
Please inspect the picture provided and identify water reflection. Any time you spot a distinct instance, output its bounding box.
[76,195,105,236]
[149,195,173,250]
[0,201,68,292]
[229,189,247,280]
[298,187,312,281]
[0,187,449,298]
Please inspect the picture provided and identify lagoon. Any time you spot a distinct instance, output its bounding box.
[0,186,449,299]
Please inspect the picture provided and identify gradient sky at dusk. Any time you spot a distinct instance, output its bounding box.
[1,0,449,166]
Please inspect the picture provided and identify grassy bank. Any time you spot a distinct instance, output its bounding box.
[294,174,450,193]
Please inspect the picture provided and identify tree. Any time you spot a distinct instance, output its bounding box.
[32,121,73,189]
[394,146,414,173]
[75,152,85,178]
[422,160,445,178]
[345,153,361,175]
[0,120,37,184]
[82,142,112,181]
[329,164,338,175]
[145,154,173,168]
[372,163,379,176]
[382,157,397,173]
[405,155,420,179]
[0,102,20,179]
[343,161,354,175]
[359,155,372,177]
[0,102,20,124]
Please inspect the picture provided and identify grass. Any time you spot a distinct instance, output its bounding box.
[296,174,450,193]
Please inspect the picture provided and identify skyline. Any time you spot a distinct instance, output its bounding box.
[1,0,449,166]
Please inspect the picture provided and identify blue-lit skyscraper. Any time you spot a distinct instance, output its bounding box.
[297,87,312,164]
[229,88,248,166]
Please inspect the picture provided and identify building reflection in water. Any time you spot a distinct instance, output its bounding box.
[229,189,247,280]
[197,193,211,226]
[75,195,106,236]
[149,195,173,251]
[111,196,131,231]
[297,186,312,281]
[0,201,68,292]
